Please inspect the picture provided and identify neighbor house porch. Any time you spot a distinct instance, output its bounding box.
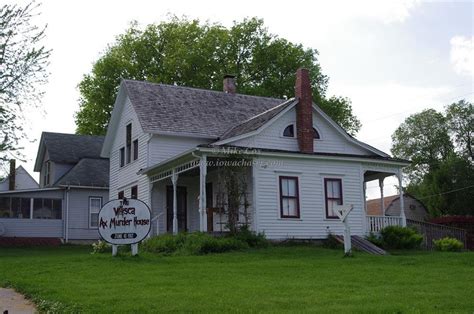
[362,164,406,234]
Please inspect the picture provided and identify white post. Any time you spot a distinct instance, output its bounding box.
[112,245,118,256]
[199,155,208,232]
[131,243,138,256]
[398,170,406,227]
[171,169,178,235]
[379,178,385,216]
[343,218,352,255]
[363,182,367,213]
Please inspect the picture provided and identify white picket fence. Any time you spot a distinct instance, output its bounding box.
[367,215,403,233]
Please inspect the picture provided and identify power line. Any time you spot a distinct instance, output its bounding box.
[416,184,474,200]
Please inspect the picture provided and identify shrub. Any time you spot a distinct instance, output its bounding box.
[141,232,248,255]
[323,234,343,249]
[91,240,109,254]
[140,233,187,254]
[433,237,464,252]
[366,232,383,247]
[232,225,269,248]
[380,226,423,250]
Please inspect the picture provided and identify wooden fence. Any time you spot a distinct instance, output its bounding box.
[407,219,467,250]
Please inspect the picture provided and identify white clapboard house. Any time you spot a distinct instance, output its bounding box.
[0,132,109,242]
[101,69,410,240]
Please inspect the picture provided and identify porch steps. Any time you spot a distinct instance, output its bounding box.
[333,235,387,255]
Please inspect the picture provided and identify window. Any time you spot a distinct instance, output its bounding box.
[131,186,138,199]
[89,197,102,228]
[120,147,125,167]
[33,198,62,219]
[126,123,132,164]
[324,178,343,219]
[313,127,320,139]
[133,139,138,161]
[0,197,10,218]
[11,197,31,219]
[279,176,300,218]
[43,161,51,186]
[118,191,124,199]
[283,125,295,137]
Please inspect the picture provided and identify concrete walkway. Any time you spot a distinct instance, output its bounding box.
[0,288,36,314]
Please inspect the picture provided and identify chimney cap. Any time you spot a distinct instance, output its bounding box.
[223,74,236,79]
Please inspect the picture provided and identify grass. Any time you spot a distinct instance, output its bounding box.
[0,245,473,313]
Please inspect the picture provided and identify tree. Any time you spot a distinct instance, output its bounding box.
[391,109,453,182]
[446,100,473,158]
[0,1,50,163]
[407,154,474,216]
[75,17,361,136]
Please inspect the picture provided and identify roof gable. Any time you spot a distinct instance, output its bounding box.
[34,132,105,171]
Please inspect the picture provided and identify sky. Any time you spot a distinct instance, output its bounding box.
[6,0,474,199]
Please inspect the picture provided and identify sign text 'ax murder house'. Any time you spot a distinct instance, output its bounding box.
[98,198,151,245]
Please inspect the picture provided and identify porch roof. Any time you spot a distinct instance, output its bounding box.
[138,145,410,179]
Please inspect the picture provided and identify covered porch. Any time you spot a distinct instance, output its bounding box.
[141,149,254,236]
[363,164,407,234]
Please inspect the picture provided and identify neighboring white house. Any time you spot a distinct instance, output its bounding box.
[0,162,39,191]
[100,69,410,240]
[0,132,109,242]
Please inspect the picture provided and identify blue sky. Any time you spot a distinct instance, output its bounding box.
[6,0,474,198]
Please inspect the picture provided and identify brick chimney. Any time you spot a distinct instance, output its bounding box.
[8,159,16,191]
[223,75,236,94]
[295,68,314,153]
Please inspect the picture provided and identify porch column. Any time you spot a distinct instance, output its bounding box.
[379,178,385,216]
[363,182,367,213]
[199,154,208,232]
[171,169,179,235]
[398,170,407,226]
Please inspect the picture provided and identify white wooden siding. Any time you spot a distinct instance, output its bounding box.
[67,188,109,240]
[109,96,150,205]
[148,135,212,167]
[230,108,371,155]
[0,167,38,191]
[254,156,365,239]
[0,219,63,237]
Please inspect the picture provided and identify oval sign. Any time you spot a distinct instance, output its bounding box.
[98,198,151,245]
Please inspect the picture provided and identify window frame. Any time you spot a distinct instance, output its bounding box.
[126,123,132,164]
[133,139,138,161]
[313,127,321,139]
[131,186,138,199]
[282,124,295,138]
[279,176,300,219]
[324,178,343,219]
[119,147,125,167]
[89,196,102,228]
[43,161,51,186]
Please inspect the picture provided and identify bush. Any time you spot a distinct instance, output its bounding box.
[91,240,109,254]
[141,232,248,255]
[232,225,269,248]
[433,237,464,252]
[366,232,383,247]
[323,234,343,249]
[140,233,187,254]
[380,226,423,250]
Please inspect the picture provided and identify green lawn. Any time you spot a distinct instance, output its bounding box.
[0,245,473,313]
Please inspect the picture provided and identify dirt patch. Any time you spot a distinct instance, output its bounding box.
[0,288,36,314]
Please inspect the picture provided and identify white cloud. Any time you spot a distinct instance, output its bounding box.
[450,35,474,76]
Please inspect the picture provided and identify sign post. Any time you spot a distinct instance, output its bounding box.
[98,198,151,256]
[334,204,354,256]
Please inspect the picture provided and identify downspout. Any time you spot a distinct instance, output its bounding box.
[65,185,70,243]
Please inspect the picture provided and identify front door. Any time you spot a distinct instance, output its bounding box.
[166,186,187,233]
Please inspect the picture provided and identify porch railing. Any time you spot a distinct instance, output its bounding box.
[366,215,403,233]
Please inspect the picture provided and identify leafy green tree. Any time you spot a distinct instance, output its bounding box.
[0,2,50,164]
[391,109,453,182]
[446,100,473,158]
[75,17,360,136]
[407,154,474,216]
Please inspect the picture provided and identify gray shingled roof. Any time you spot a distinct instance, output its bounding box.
[42,132,105,164]
[123,80,286,138]
[220,98,296,140]
[55,158,109,187]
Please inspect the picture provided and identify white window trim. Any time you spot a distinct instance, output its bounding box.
[89,197,102,229]
[276,173,302,220]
